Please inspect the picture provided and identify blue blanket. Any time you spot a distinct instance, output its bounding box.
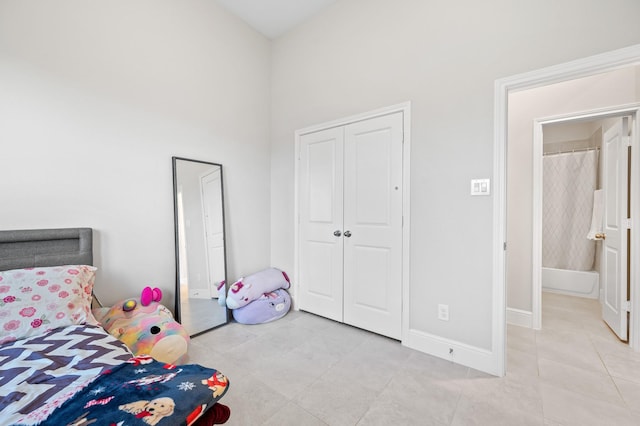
[37,355,229,426]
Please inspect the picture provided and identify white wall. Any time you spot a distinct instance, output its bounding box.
[507,67,639,313]
[0,0,271,307]
[270,0,640,354]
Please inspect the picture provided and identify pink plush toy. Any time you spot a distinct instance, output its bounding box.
[216,280,226,307]
[94,288,189,365]
[226,268,290,310]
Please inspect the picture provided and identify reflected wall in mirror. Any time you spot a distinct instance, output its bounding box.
[172,157,228,336]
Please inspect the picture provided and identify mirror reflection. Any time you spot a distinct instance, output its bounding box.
[172,157,228,336]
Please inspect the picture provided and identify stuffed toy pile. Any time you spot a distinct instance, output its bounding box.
[94,287,190,365]
[225,268,291,324]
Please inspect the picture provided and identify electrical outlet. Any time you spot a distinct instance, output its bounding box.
[438,304,449,321]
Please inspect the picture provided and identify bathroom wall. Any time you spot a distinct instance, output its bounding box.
[543,121,602,154]
[507,68,638,314]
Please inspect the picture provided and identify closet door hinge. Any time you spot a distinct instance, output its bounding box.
[626,218,632,230]
[623,300,631,312]
[623,136,631,147]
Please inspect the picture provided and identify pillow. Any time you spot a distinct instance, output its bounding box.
[232,289,291,325]
[0,265,98,344]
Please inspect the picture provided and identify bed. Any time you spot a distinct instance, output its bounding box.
[0,228,229,425]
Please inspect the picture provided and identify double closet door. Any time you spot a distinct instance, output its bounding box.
[298,112,403,339]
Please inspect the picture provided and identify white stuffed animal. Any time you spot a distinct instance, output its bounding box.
[226,268,290,310]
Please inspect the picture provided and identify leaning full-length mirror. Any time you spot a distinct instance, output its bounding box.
[172,157,228,336]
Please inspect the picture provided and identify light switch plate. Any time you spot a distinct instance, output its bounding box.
[471,179,491,196]
[438,304,449,321]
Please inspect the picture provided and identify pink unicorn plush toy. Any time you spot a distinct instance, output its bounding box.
[94,288,189,365]
[226,268,290,310]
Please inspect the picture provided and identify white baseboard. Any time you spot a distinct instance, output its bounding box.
[506,307,533,328]
[403,328,498,376]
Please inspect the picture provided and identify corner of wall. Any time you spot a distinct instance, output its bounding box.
[506,308,533,328]
[403,329,500,376]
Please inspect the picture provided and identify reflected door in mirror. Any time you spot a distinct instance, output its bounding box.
[202,169,225,289]
[173,157,228,336]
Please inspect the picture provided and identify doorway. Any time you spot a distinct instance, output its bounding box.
[201,168,225,298]
[532,111,637,341]
[494,44,640,377]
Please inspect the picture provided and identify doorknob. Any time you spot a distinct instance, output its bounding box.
[333,230,342,237]
[344,230,352,238]
[595,233,606,240]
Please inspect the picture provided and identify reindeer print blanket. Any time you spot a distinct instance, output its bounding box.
[42,355,229,426]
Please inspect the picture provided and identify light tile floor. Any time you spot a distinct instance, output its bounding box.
[180,296,227,336]
[188,292,640,425]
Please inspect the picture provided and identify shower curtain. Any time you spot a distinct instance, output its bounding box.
[542,149,598,271]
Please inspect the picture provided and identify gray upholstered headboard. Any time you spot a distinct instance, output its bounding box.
[0,228,93,271]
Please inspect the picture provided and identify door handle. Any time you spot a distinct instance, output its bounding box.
[333,230,342,237]
[344,231,352,238]
[595,233,606,240]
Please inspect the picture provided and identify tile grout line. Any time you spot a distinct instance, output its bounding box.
[537,294,628,422]
[588,331,632,411]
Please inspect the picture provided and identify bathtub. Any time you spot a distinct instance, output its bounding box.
[541,267,600,299]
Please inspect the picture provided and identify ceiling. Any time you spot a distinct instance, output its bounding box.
[216,0,338,39]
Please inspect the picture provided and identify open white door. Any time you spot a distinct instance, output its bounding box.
[601,117,630,340]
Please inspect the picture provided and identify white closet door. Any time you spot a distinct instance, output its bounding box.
[343,113,403,339]
[298,127,345,322]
